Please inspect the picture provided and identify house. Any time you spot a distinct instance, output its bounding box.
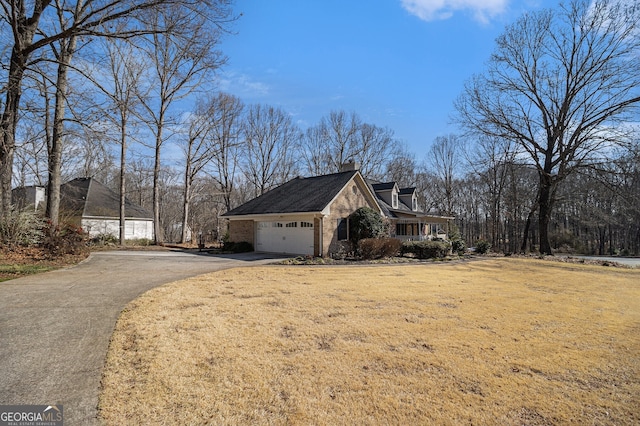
[222,164,453,256]
[12,178,154,240]
[370,182,451,242]
[60,178,154,240]
[12,185,46,211]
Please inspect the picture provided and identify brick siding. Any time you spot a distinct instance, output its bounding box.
[228,220,254,246]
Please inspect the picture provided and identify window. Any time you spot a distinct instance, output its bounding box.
[274,222,283,228]
[337,218,348,241]
[286,222,297,228]
[396,223,408,236]
[412,197,418,211]
[301,221,314,228]
[392,193,398,209]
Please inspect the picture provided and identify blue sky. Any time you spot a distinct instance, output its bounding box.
[217,0,556,157]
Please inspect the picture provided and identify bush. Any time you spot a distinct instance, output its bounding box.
[90,233,119,246]
[451,239,466,255]
[358,238,402,260]
[401,240,451,259]
[330,241,353,260]
[0,208,45,247]
[223,240,253,253]
[42,221,89,256]
[127,238,152,247]
[449,225,466,255]
[475,240,491,254]
[349,207,386,243]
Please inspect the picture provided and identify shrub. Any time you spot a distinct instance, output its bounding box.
[358,238,402,260]
[451,239,466,255]
[330,241,353,260]
[448,225,466,255]
[349,207,386,243]
[90,233,119,246]
[223,240,253,253]
[42,221,89,256]
[127,238,152,247]
[0,208,45,247]
[401,240,451,259]
[475,240,491,254]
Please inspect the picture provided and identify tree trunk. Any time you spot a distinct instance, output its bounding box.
[0,51,28,216]
[181,163,191,244]
[47,37,77,227]
[520,189,539,254]
[119,118,127,245]
[153,123,163,245]
[538,175,554,255]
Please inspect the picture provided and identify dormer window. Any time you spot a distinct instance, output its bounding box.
[392,192,398,209]
[412,196,418,211]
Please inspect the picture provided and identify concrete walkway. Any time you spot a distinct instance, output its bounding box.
[0,250,280,425]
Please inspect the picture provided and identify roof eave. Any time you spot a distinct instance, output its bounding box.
[223,211,325,220]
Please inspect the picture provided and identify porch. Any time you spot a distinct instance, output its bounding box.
[393,218,450,242]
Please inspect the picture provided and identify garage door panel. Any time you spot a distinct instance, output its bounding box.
[257,220,314,255]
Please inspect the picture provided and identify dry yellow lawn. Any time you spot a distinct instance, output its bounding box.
[99,258,640,425]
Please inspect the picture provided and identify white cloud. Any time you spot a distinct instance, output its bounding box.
[217,71,270,97]
[400,0,509,23]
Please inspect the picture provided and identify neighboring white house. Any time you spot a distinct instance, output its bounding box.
[60,178,154,240]
[13,178,154,240]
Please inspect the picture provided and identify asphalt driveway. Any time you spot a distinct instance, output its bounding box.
[0,250,281,425]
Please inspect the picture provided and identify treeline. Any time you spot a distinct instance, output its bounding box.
[17,99,639,256]
[453,143,640,256]
[3,1,639,254]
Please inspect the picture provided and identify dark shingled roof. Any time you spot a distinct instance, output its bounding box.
[399,187,416,195]
[371,182,396,191]
[223,171,359,216]
[61,178,152,219]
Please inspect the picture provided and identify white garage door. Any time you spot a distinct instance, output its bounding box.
[256,220,314,255]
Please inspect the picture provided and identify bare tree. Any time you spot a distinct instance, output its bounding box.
[137,2,230,244]
[126,158,154,209]
[465,136,519,251]
[100,38,145,244]
[0,0,205,219]
[300,110,397,177]
[44,1,82,227]
[205,92,244,212]
[14,126,48,187]
[385,143,417,188]
[61,125,115,182]
[353,123,397,180]
[456,0,640,254]
[178,101,218,243]
[321,110,359,172]
[299,125,330,176]
[427,135,462,216]
[242,104,300,197]
[13,68,53,187]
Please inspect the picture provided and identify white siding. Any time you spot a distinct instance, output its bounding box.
[82,218,154,240]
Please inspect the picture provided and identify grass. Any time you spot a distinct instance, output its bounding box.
[99,258,640,425]
[0,263,57,281]
[0,246,88,282]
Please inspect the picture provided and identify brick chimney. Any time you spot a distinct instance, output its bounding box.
[340,159,360,172]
